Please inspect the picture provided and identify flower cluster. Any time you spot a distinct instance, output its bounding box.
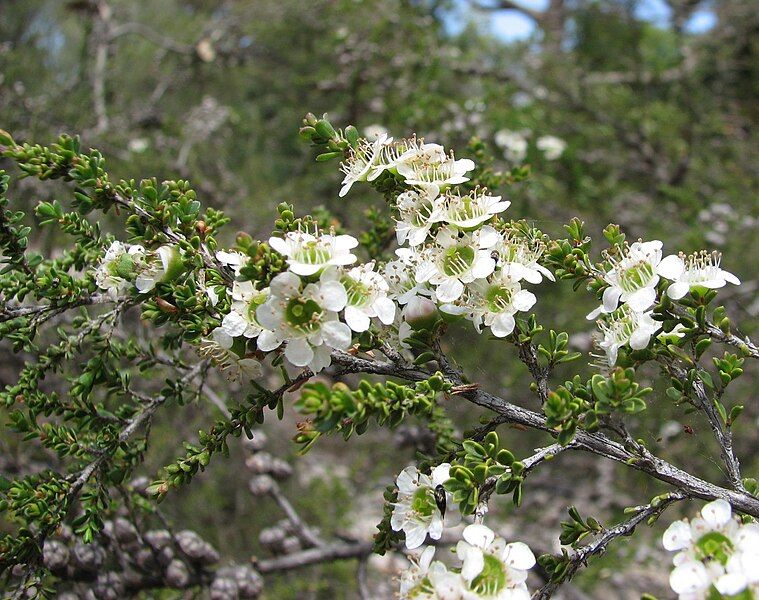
[339,135,554,341]
[399,523,536,600]
[588,241,739,367]
[663,499,759,599]
[390,465,536,599]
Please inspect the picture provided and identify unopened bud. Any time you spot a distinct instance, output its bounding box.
[165,559,191,588]
[249,475,274,496]
[42,540,70,572]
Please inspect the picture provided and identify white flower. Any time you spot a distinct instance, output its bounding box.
[216,250,248,276]
[495,234,554,284]
[384,248,431,305]
[221,281,269,339]
[391,464,459,550]
[324,263,396,332]
[268,229,358,276]
[135,245,183,294]
[396,142,475,193]
[494,130,527,162]
[416,227,499,303]
[255,271,351,372]
[399,547,443,599]
[95,241,146,299]
[198,328,262,382]
[595,305,662,366]
[364,124,388,140]
[587,240,675,319]
[438,189,510,230]
[339,133,392,197]
[536,135,566,160]
[456,524,535,600]
[659,251,741,300]
[395,189,445,247]
[663,499,759,600]
[669,560,713,598]
[443,272,536,338]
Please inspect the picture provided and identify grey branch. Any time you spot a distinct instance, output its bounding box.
[532,491,688,599]
[329,351,759,517]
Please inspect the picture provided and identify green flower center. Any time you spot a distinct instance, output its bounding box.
[341,276,370,307]
[246,292,269,323]
[293,241,331,266]
[485,284,514,313]
[108,253,135,279]
[619,261,654,292]
[470,554,507,596]
[441,245,475,277]
[285,297,323,334]
[410,488,437,518]
[410,200,437,227]
[695,531,734,566]
[408,577,435,599]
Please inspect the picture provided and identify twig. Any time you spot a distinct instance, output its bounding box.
[532,491,688,599]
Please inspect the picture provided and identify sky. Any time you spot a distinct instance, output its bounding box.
[443,0,718,42]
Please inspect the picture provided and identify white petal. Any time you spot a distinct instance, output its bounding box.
[586,304,605,320]
[404,523,428,550]
[723,270,741,285]
[503,542,535,571]
[222,312,248,337]
[463,523,495,549]
[396,466,418,494]
[701,499,732,528]
[319,280,348,311]
[626,286,657,312]
[289,262,323,276]
[321,320,352,350]
[657,254,685,279]
[270,271,301,297]
[268,236,289,256]
[257,329,283,352]
[435,278,464,303]
[284,338,313,367]
[503,542,536,569]
[470,255,496,279]
[670,560,711,594]
[491,313,515,337]
[238,358,262,380]
[714,573,747,596]
[663,520,692,551]
[255,302,280,330]
[211,328,234,349]
[344,306,371,332]
[667,281,690,300]
[334,234,359,250]
[460,547,485,581]
[629,328,652,350]
[477,226,501,249]
[373,296,396,324]
[602,286,622,312]
[513,289,537,312]
[431,463,451,486]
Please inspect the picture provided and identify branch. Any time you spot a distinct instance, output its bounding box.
[108,22,194,54]
[469,0,543,22]
[255,540,373,573]
[532,491,687,599]
[328,352,759,518]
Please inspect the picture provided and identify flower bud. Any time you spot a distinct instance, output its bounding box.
[210,576,239,600]
[259,526,286,552]
[165,559,191,588]
[72,541,105,572]
[42,540,70,572]
[282,536,301,555]
[93,572,124,600]
[269,459,293,480]
[403,297,438,331]
[249,475,274,496]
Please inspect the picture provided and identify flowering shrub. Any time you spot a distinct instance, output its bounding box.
[0,117,756,599]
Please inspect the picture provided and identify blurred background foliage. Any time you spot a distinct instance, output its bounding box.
[1,0,757,597]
